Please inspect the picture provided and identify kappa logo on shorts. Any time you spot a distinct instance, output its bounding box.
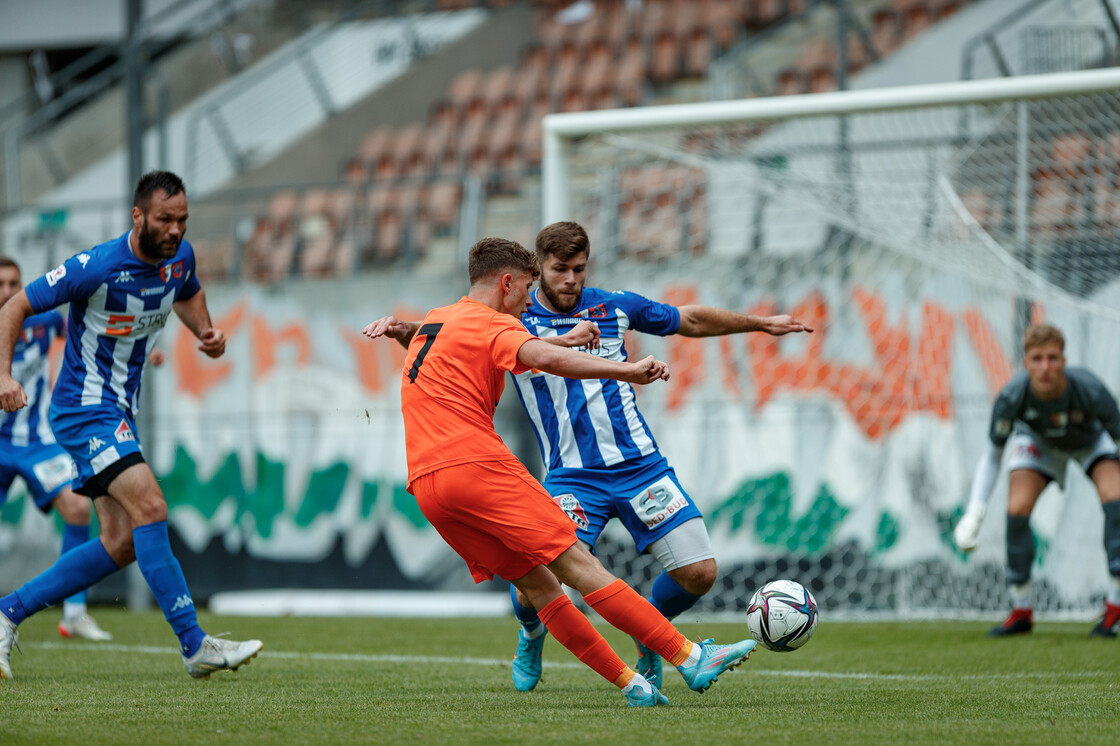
[115,420,134,443]
[88,436,105,453]
[553,494,589,530]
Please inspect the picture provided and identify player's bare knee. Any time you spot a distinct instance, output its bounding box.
[131,492,169,525]
[670,559,717,596]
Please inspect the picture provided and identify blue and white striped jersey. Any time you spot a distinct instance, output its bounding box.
[23,230,200,415]
[512,286,680,470]
[0,311,65,446]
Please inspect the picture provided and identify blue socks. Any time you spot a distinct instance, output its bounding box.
[0,538,119,625]
[510,583,544,635]
[649,571,701,620]
[132,521,206,657]
[61,522,91,607]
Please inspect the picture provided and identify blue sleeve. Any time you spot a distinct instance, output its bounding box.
[614,290,680,336]
[174,242,202,302]
[24,253,105,313]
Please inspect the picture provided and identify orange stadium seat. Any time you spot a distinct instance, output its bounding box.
[683,27,714,77]
[247,190,299,282]
[650,31,680,83]
[614,38,647,105]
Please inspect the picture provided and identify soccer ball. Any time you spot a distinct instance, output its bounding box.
[746,579,818,652]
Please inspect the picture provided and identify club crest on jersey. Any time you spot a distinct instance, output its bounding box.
[46,264,66,287]
[160,261,183,283]
[553,493,589,530]
[115,420,135,443]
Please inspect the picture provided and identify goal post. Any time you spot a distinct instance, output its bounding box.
[540,68,1120,619]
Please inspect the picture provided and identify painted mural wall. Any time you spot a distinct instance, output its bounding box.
[2,262,1116,615]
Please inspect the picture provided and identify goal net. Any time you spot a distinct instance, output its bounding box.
[543,68,1120,620]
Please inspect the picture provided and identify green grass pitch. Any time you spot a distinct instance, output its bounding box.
[1,609,1116,745]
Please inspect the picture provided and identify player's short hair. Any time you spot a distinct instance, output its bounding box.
[133,170,186,212]
[468,237,539,284]
[1023,323,1064,353]
[0,256,18,271]
[535,221,589,262]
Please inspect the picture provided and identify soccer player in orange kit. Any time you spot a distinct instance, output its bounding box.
[363,237,756,707]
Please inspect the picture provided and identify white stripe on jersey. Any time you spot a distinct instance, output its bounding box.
[514,373,554,468]
[608,307,656,459]
[580,378,623,464]
[79,286,173,410]
[545,371,584,468]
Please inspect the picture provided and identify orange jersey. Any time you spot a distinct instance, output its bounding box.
[401,296,536,485]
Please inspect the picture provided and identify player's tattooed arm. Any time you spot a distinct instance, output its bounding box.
[363,316,420,349]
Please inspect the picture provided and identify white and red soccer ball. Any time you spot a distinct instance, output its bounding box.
[746,579,819,652]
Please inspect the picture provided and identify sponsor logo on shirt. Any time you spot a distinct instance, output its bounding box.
[141,286,165,297]
[46,264,66,286]
[115,420,134,443]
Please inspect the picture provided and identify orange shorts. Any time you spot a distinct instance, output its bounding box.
[408,458,577,583]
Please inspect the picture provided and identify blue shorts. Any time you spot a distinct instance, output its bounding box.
[543,452,703,554]
[0,440,76,512]
[49,403,143,494]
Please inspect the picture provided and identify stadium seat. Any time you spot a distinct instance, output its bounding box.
[683,27,714,78]
[1031,168,1073,239]
[870,9,903,56]
[650,31,680,84]
[427,178,463,231]
[614,39,647,106]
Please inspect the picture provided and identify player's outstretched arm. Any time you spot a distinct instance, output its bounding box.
[517,338,668,385]
[172,289,226,359]
[362,316,420,349]
[676,305,814,338]
[542,319,600,350]
[0,289,33,411]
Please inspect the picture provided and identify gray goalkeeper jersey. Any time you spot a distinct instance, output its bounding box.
[989,367,1120,451]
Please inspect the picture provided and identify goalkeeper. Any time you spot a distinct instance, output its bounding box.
[954,323,1120,638]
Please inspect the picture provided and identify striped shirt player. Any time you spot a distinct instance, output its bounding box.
[503,221,813,693]
[0,171,261,681]
[24,233,196,488]
[0,311,75,510]
[0,256,112,642]
[512,286,700,552]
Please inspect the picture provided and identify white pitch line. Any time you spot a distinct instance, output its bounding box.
[25,642,1118,682]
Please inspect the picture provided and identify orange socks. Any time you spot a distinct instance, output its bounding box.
[538,594,630,685]
[584,579,692,665]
